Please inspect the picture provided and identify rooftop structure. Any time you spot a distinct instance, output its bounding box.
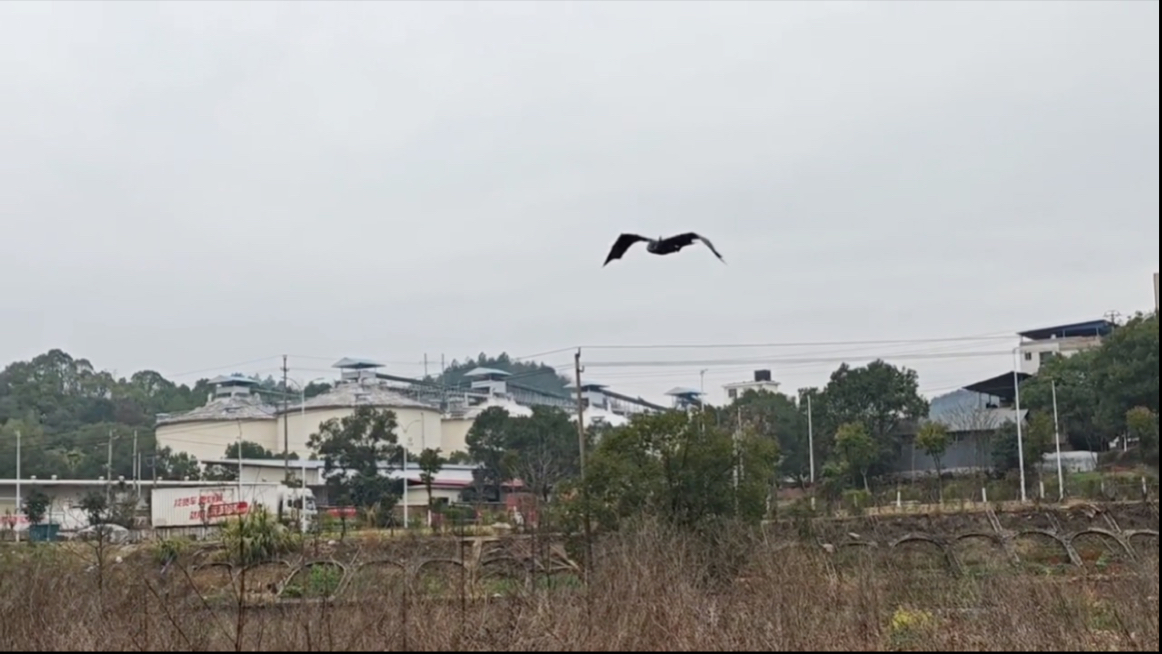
[156,375,275,426]
[1017,319,1115,375]
[665,387,704,410]
[723,369,782,400]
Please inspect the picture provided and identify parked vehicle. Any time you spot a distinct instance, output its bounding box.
[150,485,317,532]
[73,523,131,544]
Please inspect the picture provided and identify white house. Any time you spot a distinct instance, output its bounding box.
[1016,319,1115,375]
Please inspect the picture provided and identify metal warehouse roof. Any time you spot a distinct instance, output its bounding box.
[332,357,385,369]
[156,395,277,425]
[1018,319,1115,341]
[286,381,437,412]
[463,367,512,378]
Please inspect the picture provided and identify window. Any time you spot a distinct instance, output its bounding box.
[1024,352,1033,361]
[727,388,738,399]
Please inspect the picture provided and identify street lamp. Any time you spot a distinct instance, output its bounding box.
[798,390,816,485]
[1012,347,1028,503]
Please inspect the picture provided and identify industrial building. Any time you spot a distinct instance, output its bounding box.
[156,356,664,471]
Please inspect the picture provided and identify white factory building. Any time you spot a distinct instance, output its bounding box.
[155,357,666,474]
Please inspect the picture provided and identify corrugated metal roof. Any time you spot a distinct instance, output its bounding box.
[207,374,259,386]
[332,357,385,369]
[156,395,276,425]
[465,396,534,418]
[287,381,437,412]
[665,387,702,396]
[463,367,512,378]
[1018,319,1115,341]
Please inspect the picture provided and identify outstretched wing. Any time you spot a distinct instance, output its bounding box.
[668,232,726,263]
[603,233,649,266]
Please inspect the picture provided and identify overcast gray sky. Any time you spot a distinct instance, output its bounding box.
[1,0,1158,404]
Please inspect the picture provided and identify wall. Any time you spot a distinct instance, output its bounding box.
[155,419,278,465]
[278,406,443,457]
[440,418,473,456]
[0,483,148,531]
[1017,336,1103,375]
[894,431,996,477]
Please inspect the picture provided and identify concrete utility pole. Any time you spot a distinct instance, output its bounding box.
[574,350,593,586]
[132,430,139,502]
[1012,349,1028,503]
[282,354,290,479]
[106,430,115,504]
[1051,379,1065,501]
[806,394,815,485]
[14,430,20,543]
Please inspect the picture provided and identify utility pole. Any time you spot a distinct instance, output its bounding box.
[282,354,290,480]
[699,368,708,432]
[1012,349,1028,503]
[106,430,115,504]
[574,350,593,587]
[805,393,816,484]
[424,353,429,380]
[1051,380,1065,502]
[132,430,139,502]
[734,406,741,514]
[1104,309,1122,325]
[14,431,20,543]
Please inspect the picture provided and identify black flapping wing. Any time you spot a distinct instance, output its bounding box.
[603,233,649,266]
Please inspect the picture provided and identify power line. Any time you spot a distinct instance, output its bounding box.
[577,332,1016,350]
[582,349,1010,368]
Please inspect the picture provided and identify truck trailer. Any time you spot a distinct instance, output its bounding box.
[150,484,317,532]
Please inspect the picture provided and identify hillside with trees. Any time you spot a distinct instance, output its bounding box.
[0,349,328,480]
[2,311,1156,526]
[436,353,571,396]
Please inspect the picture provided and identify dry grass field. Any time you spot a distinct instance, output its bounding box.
[0,520,1157,651]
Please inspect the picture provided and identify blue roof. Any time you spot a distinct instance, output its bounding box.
[961,370,1032,403]
[1018,319,1115,341]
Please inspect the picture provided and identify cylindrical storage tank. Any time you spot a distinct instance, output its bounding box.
[279,382,443,458]
[155,402,278,465]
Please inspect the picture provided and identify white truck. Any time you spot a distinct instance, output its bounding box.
[150,484,317,533]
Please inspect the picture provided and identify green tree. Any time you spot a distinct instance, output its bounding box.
[1019,350,1108,451]
[578,410,778,530]
[833,422,877,492]
[309,406,402,516]
[22,489,52,526]
[721,389,808,484]
[914,421,950,500]
[78,492,109,526]
[154,447,202,480]
[224,440,290,460]
[1091,312,1159,431]
[0,349,209,479]
[815,360,929,479]
[991,416,1054,482]
[417,447,446,515]
[446,450,474,465]
[465,405,580,502]
[438,353,571,396]
[1125,406,1158,460]
[1019,313,1159,451]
